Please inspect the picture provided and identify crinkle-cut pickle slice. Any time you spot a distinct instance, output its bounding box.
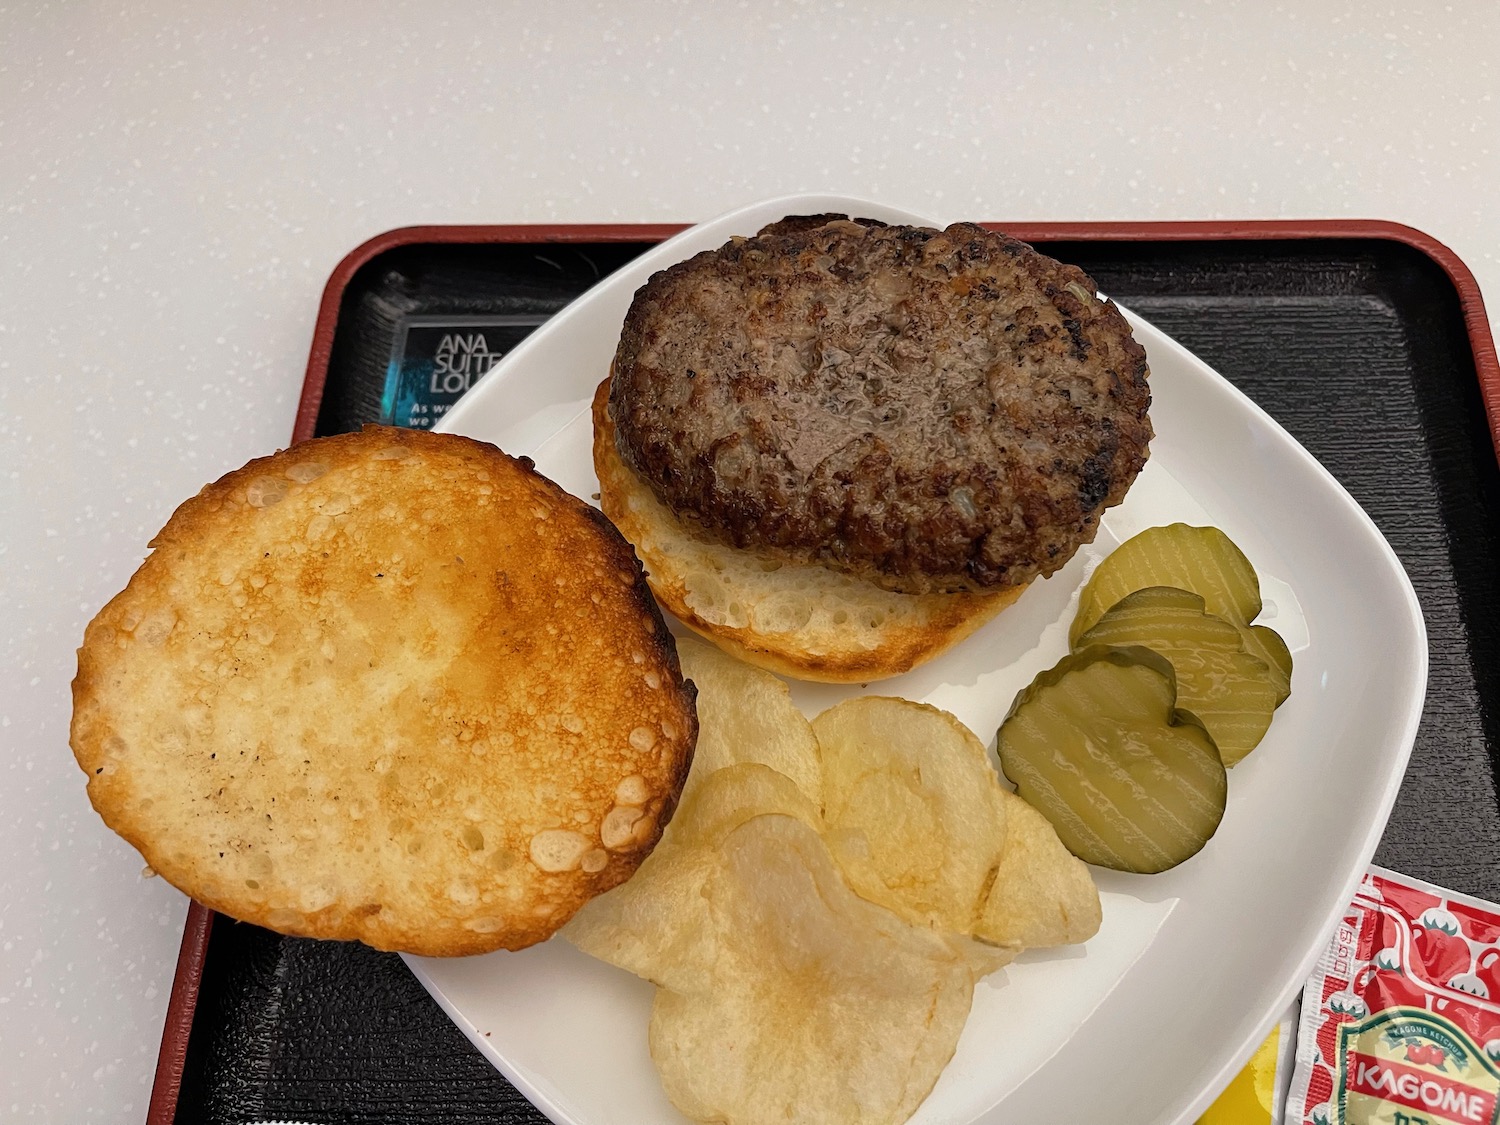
[1245,622,1294,707]
[1074,586,1277,767]
[997,646,1228,874]
[1070,523,1292,705]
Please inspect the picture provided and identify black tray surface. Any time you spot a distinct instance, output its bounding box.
[175,235,1500,1125]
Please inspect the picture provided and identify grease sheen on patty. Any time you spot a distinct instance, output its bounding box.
[609,216,1152,595]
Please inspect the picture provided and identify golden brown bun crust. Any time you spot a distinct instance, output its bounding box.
[592,379,1024,682]
[71,426,697,956]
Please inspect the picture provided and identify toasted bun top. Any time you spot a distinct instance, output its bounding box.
[71,426,697,956]
[610,216,1151,595]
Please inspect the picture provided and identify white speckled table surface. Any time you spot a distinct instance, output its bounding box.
[3,2,1497,1119]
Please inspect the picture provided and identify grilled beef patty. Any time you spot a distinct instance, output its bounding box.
[608,216,1152,595]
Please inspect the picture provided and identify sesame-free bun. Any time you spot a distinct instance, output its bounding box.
[71,425,697,956]
[592,380,1023,683]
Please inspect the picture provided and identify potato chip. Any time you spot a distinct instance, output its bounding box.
[812,697,1009,935]
[648,815,978,1125]
[566,652,1101,1125]
[559,841,719,993]
[562,763,822,985]
[676,635,822,802]
[975,789,1102,949]
[672,761,824,845]
[570,638,824,973]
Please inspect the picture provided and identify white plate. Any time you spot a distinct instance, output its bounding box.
[421,194,1427,1125]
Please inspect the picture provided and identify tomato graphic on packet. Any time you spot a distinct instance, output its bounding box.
[1316,1014,1345,1069]
[1357,963,1428,1011]
[1358,908,1403,964]
[1404,1042,1446,1067]
[1477,949,1500,1000]
[1451,902,1500,945]
[1305,1059,1334,1111]
[1378,880,1442,922]
[1314,989,1371,1069]
[1413,916,1472,988]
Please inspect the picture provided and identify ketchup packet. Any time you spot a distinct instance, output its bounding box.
[1287,866,1500,1125]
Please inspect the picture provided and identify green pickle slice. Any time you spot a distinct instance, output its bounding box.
[1244,622,1293,707]
[1074,586,1277,767]
[997,645,1227,874]
[1070,523,1292,705]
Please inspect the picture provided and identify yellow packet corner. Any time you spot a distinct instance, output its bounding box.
[1198,1001,1300,1125]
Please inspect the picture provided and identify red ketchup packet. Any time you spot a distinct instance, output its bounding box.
[1287,866,1500,1125]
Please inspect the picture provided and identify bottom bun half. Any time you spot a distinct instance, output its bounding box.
[592,378,1025,683]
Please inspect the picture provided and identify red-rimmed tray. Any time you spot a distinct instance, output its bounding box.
[149,219,1500,1125]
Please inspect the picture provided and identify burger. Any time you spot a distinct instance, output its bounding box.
[594,215,1152,682]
